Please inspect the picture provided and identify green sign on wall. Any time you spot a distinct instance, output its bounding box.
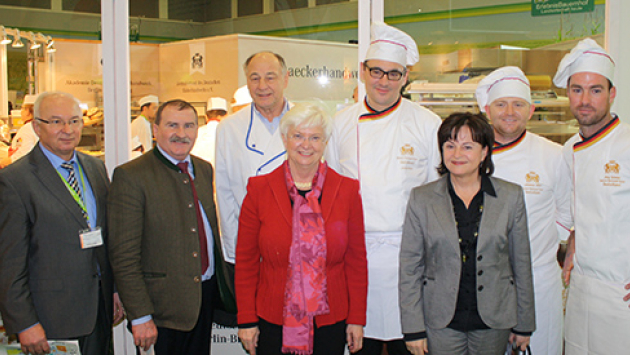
[531,0,595,16]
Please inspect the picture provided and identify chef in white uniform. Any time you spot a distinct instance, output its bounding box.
[131,94,159,153]
[325,22,441,355]
[476,67,572,355]
[1,94,39,168]
[553,38,630,354]
[215,51,291,263]
[191,97,228,166]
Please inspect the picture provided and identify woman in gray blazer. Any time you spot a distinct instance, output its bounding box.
[399,113,535,355]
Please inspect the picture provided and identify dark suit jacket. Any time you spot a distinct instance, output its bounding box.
[0,145,113,339]
[235,164,368,327]
[399,175,535,335]
[108,148,233,332]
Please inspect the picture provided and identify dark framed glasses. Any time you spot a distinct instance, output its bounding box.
[364,63,406,81]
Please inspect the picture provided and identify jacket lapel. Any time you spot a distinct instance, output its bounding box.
[320,168,341,222]
[267,166,292,227]
[431,177,460,250]
[30,145,88,228]
[477,178,502,251]
[248,109,287,174]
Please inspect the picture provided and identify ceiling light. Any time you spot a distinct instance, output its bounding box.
[0,27,11,45]
[28,32,41,49]
[12,30,24,48]
[47,39,56,52]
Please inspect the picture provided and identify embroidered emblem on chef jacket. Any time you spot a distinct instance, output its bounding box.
[601,160,625,187]
[525,171,539,183]
[400,144,414,155]
[397,143,418,170]
[523,171,543,195]
[605,160,620,174]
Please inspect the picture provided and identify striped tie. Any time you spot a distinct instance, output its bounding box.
[61,161,87,220]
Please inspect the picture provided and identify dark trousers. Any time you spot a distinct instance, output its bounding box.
[153,276,218,355]
[355,338,412,355]
[257,318,346,355]
[77,287,112,355]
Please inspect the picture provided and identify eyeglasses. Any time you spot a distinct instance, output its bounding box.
[36,117,83,129]
[364,63,406,81]
[288,132,325,144]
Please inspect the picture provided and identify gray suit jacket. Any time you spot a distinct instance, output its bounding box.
[0,145,113,339]
[399,175,535,335]
[108,148,233,332]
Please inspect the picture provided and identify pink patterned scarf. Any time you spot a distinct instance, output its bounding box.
[282,161,330,355]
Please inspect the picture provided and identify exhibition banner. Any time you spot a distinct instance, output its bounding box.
[531,0,594,17]
[54,40,160,107]
[189,42,206,75]
[160,34,358,111]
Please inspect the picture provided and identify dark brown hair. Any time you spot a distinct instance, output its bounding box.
[155,99,198,125]
[437,112,494,176]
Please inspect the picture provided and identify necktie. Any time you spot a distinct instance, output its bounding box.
[177,162,209,274]
[61,161,88,220]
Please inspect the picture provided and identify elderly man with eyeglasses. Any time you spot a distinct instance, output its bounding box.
[0,92,122,355]
[325,22,441,355]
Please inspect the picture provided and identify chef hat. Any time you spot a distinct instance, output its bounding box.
[476,66,531,113]
[365,22,419,67]
[207,97,228,112]
[553,38,615,88]
[232,85,252,108]
[138,95,159,108]
[23,94,38,106]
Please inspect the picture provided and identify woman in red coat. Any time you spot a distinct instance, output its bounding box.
[236,102,368,355]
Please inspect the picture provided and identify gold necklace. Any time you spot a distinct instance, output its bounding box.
[294,181,312,190]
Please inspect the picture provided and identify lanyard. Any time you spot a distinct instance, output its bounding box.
[56,163,90,224]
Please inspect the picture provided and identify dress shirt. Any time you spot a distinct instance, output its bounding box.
[253,100,289,135]
[155,144,215,279]
[39,143,97,230]
[446,175,495,332]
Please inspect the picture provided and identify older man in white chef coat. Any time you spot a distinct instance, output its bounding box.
[553,38,630,354]
[476,67,572,355]
[215,51,292,264]
[325,22,441,355]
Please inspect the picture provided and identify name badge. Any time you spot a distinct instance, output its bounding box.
[80,227,103,249]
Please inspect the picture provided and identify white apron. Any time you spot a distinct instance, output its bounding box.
[493,132,571,355]
[565,272,630,354]
[325,98,441,339]
[215,102,290,262]
[562,117,630,352]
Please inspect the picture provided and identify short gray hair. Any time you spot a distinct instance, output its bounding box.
[280,103,333,141]
[243,51,287,75]
[34,91,82,119]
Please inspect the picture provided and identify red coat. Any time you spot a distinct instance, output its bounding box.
[235,164,367,327]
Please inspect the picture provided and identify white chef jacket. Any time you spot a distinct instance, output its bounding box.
[10,121,38,163]
[215,102,290,263]
[492,131,572,355]
[562,116,630,353]
[325,97,441,340]
[130,114,152,153]
[191,120,219,167]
